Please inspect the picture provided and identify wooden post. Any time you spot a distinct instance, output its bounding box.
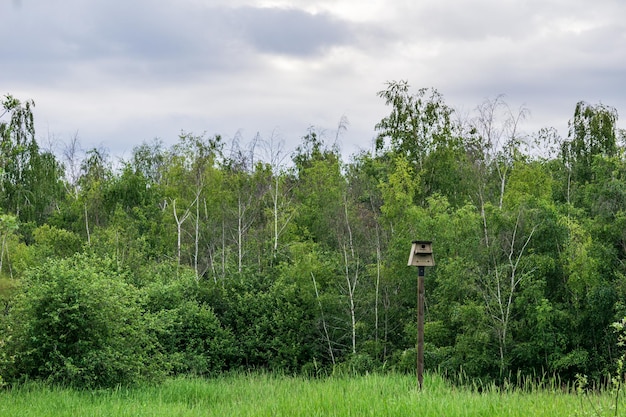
[417,265,425,390]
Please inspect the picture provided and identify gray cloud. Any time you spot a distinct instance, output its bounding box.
[233,7,353,56]
[2,3,244,85]
[0,2,357,88]
[2,0,625,160]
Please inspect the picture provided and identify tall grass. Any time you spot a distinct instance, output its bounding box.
[0,372,621,416]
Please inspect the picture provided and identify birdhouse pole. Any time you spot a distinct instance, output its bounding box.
[407,241,434,390]
[417,265,425,389]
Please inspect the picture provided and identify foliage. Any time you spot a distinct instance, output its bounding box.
[142,267,235,376]
[0,95,64,224]
[563,101,618,184]
[204,267,319,373]
[1,89,625,389]
[0,254,163,388]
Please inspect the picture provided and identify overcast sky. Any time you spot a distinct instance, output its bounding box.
[2,0,625,162]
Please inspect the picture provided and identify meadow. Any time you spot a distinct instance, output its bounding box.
[0,373,621,417]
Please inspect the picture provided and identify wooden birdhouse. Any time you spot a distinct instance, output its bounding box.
[407,240,434,267]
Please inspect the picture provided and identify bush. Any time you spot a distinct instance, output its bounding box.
[145,274,235,376]
[0,253,163,388]
[205,272,319,373]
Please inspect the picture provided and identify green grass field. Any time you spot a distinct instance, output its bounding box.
[0,373,621,416]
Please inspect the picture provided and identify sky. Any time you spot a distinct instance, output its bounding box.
[2,0,625,163]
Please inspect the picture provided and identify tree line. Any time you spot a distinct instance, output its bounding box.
[1,82,625,388]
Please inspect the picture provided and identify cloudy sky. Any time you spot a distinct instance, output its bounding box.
[2,0,625,162]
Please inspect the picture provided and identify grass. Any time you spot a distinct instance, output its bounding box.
[0,372,622,416]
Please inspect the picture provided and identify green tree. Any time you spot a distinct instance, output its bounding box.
[74,148,113,244]
[375,82,478,206]
[0,214,20,317]
[292,131,372,362]
[562,101,618,186]
[0,95,64,224]
[292,130,344,250]
[162,133,225,276]
[375,81,454,171]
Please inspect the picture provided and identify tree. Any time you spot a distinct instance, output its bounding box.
[480,206,538,376]
[61,132,83,199]
[160,133,223,275]
[259,132,296,263]
[132,138,166,186]
[472,95,529,210]
[375,82,478,206]
[0,95,64,224]
[76,148,113,244]
[375,81,454,172]
[222,146,263,275]
[562,101,619,187]
[0,95,36,220]
[292,129,345,250]
[344,152,392,363]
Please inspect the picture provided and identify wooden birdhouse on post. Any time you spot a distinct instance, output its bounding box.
[407,240,434,390]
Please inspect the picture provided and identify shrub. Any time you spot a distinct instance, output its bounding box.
[0,253,163,388]
[141,266,236,376]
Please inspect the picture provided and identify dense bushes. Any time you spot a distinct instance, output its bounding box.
[142,268,235,377]
[0,256,248,387]
[0,255,324,387]
[0,254,160,388]
[204,271,321,373]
